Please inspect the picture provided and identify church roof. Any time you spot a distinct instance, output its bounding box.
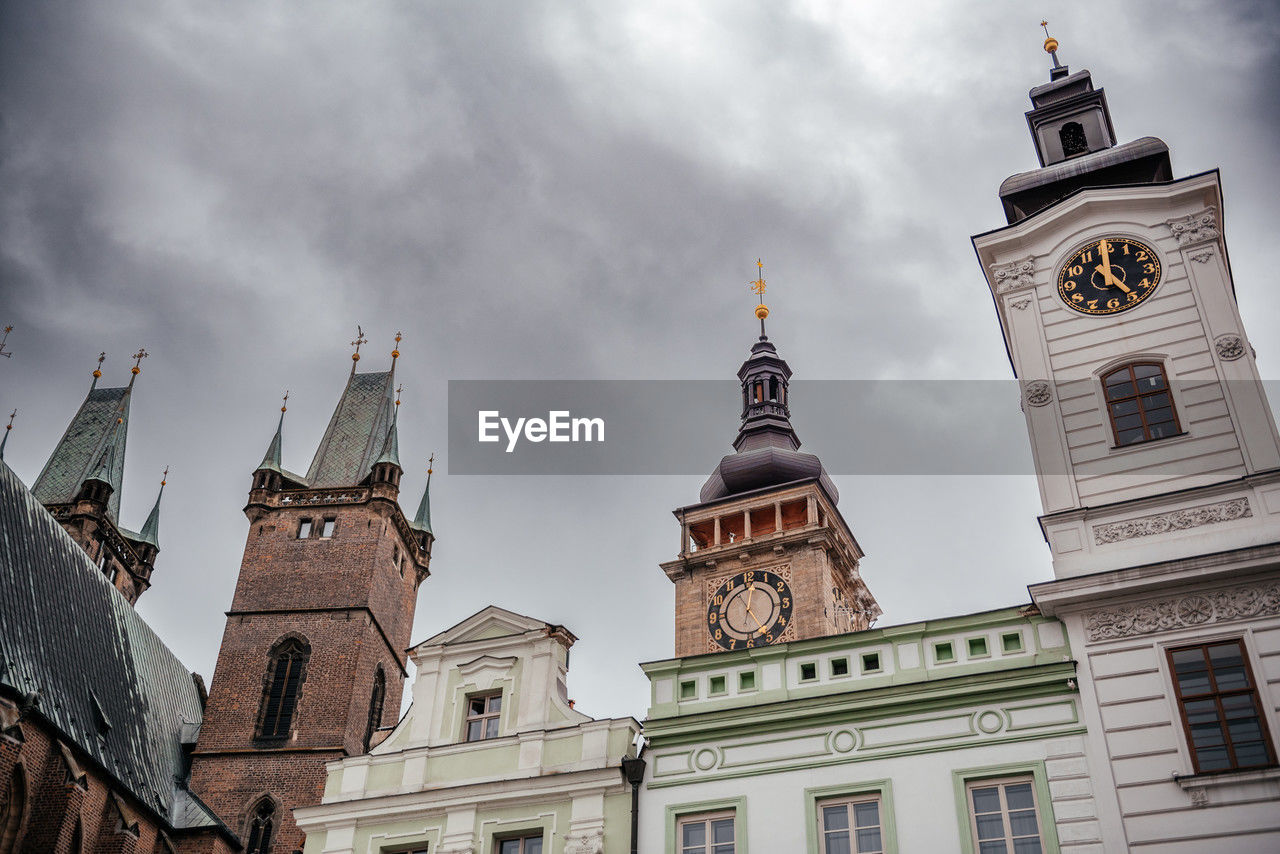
[31,385,131,519]
[0,460,210,830]
[305,370,396,487]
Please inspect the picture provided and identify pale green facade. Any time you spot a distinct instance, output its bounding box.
[296,606,641,854]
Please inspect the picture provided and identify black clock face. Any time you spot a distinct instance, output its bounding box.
[706,569,793,651]
[1057,237,1161,316]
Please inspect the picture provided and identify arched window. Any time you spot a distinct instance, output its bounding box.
[0,765,26,854]
[1059,121,1088,157]
[363,666,387,752]
[1103,362,1181,446]
[257,637,310,741]
[245,799,275,854]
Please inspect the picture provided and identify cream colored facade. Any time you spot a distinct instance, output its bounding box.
[295,607,641,854]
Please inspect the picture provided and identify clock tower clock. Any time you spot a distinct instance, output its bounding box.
[662,283,880,656]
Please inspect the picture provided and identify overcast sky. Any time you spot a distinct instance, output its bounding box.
[2,1,1278,724]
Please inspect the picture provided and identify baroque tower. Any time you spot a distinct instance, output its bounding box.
[189,336,434,854]
[974,32,1280,849]
[662,280,880,656]
[30,351,166,605]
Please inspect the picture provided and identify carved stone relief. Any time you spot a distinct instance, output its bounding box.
[1214,334,1245,361]
[564,832,606,854]
[1092,497,1251,545]
[1166,206,1220,248]
[1011,297,1033,311]
[1190,249,1214,264]
[992,257,1037,294]
[1023,381,1053,407]
[1084,578,1280,642]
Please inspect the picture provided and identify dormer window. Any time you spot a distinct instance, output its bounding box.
[1103,362,1181,446]
[464,692,502,741]
[1059,121,1088,157]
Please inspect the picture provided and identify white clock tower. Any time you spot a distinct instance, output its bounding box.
[974,34,1280,851]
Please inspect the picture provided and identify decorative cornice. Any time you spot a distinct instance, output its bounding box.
[1085,579,1280,642]
[1092,497,1251,545]
[1166,206,1220,248]
[1023,381,1053,408]
[1214,334,1245,361]
[992,256,1037,294]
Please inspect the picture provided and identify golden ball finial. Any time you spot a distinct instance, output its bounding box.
[1043,36,1058,54]
[131,365,141,375]
[755,303,770,320]
[93,369,102,378]
[391,349,400,358]
[352,351,361,362]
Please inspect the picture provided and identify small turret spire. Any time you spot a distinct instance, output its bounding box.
[137,467,166,548]
[0,409,15,460]
[412,454,434,534]
[374,385,402,468]
[257,392,287,473]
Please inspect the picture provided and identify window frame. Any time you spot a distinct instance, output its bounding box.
[816,793,886,854]
[320,517,337,538]
[964,776,1045,854]
[951,762,1058,854]
[805,780,896,854]
[665,798,746,854]
[297,518,312,539]
[1100,361,1183,448]
[494,835,543,854]
[463,691,503,742]
[676,809,737,854]
[1166,637,1277,775]
[255,637,310,742]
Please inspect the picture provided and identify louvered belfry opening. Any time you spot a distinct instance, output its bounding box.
[257,638,310,741]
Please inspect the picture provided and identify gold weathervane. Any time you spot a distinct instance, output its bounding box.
[1041,20,1060,59]
[392,331,402,363]
[281,390,289,413]
[131,348,149,375]
[94,352,106,380]
[427,452,435,477]
[5,409,15,431]
[395,384,403,408]
[750,259,770,333]
[351,326,368,363]
[161,466,169,487]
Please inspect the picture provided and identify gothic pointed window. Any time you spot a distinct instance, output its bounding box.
[1059,121,1087,157]
[363,666,387,752]
[257,637,310,741]
[245,799,275,854]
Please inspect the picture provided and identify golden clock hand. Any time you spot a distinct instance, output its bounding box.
[1095,240,1132,294]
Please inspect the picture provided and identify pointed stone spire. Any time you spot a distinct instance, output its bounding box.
[257,392,288,474]
[375,385,402,468]
[0,409,14,460]
[412,455,434,534]
[137,468,166,548]
[305,336,396,488]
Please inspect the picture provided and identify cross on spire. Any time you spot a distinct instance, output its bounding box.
[750,259,771,340]
[0,325,13,359]
[392,331,402,366]
[428,452,435,476]
[281,390,289,412]
[131,348,149,375]
[395,383,403,407]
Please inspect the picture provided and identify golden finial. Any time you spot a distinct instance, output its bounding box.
[130,348,148,375]
[281,390,289,413]
[750,259,770,323]
[161,465,169,487]
[5,409,15,431]
[0,325,13,359]
[1041,20,1059,55]
[395,383,403,407]
[391,331,402,362]
[93,351,106,379]
[427,452,434,476]
[351,326,367,363]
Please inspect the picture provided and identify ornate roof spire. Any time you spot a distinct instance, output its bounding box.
[1040,20,1068,80]
[374,385,402,468]
[412,454,434,534]
[91,352,106,390]
[257,391,287,473]
[750,259,770,340]
[350,325,368,374]
[0,409,14,460]
[137,467,167,548]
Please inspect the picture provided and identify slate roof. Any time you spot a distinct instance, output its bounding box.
[305,370,395,487]
[31,385,131,520]
[0,460,216,830]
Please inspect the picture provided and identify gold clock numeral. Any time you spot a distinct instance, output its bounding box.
[1107,298,1120,309]
[1063,280,1076,291]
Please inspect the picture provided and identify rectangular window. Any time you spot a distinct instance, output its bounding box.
[1001,632,1023,654]
[1168,640,1275,773]
[860,652,881,674]
[679,680,697,700]
[320,517,336,538]
[968,637,989,658]
[966,777,1044,854]
[708,675,727,696]
[738,671,756,692]
[297,518,312,539]
[934,641,955,663]
[497,836,542,854]
[819,795,884,853]
[800,662,818,682]
[831,657,850,677]
[678,811,735,854]
[465,692,502,741]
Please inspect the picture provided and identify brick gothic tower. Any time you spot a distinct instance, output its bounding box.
[30,352,166,606]
[663,296,880,656]
[189,344,433,854]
